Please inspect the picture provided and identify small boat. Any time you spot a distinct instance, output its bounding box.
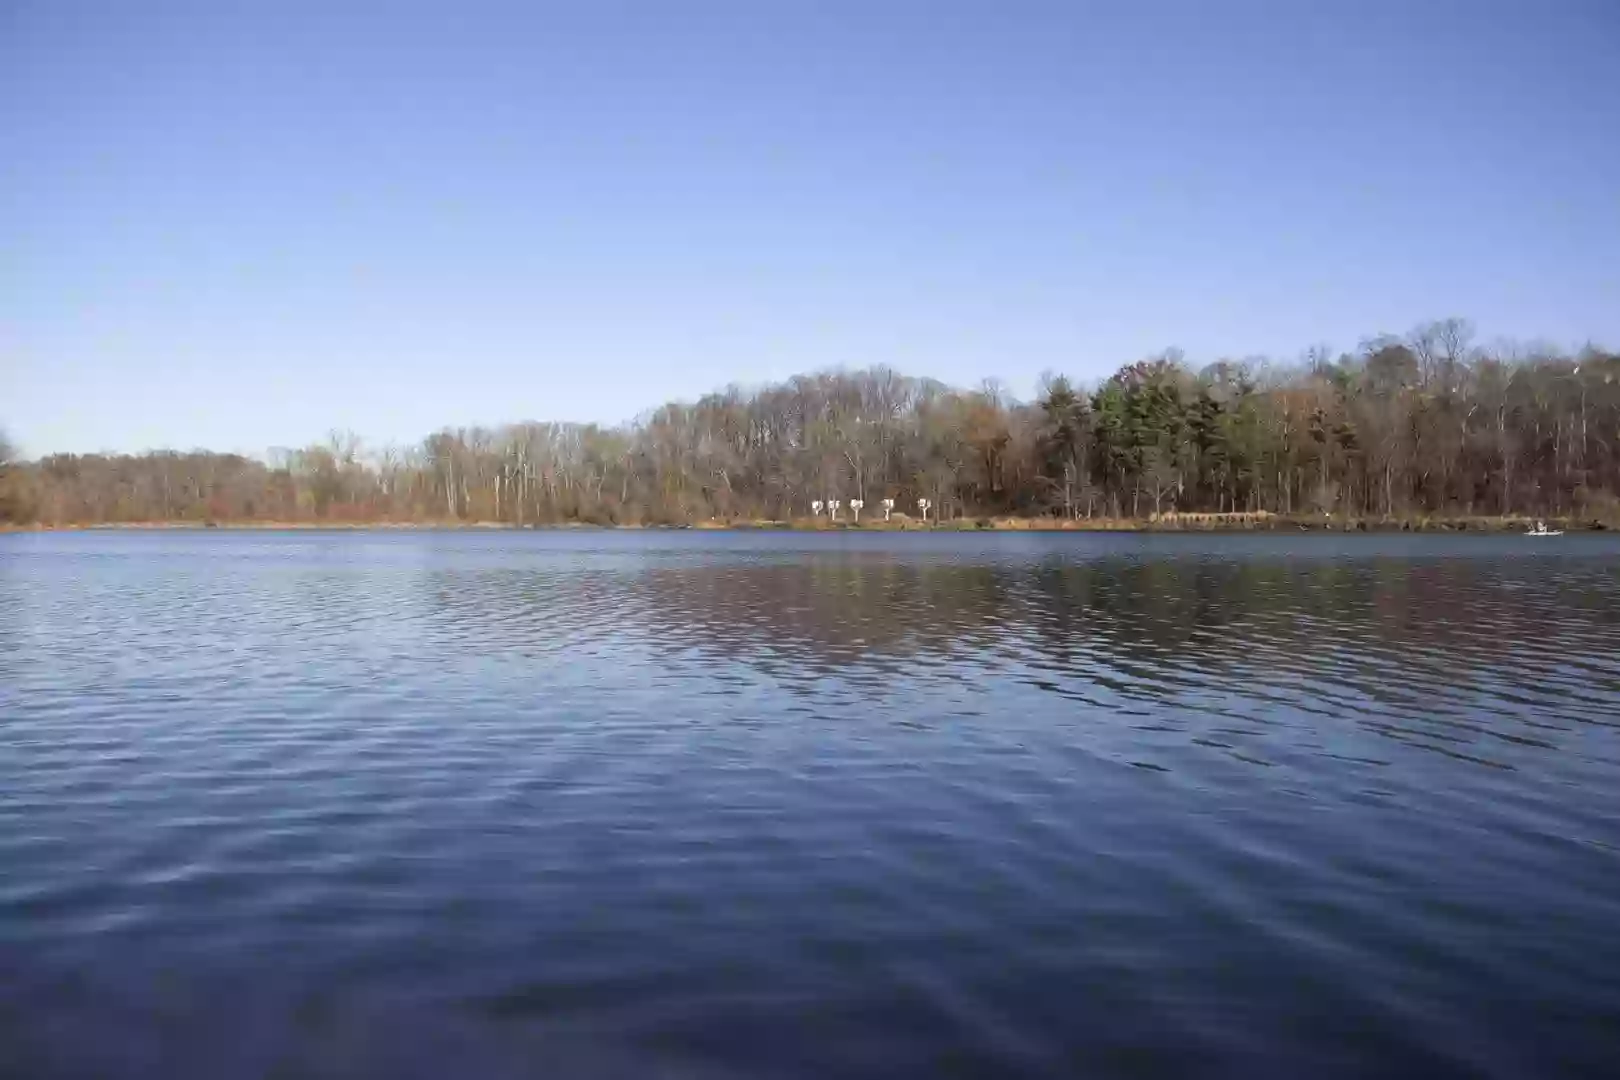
[1526,521,1564,537]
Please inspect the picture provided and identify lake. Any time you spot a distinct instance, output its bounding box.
[2,530,1618,1077]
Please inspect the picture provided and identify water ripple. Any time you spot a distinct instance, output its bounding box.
[3,530,1619,1077]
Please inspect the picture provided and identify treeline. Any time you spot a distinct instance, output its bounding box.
[3,319,1617,526]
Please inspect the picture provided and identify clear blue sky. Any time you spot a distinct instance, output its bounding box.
[3,0,1617,457]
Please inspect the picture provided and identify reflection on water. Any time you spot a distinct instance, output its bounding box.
[2,531,1619,1078]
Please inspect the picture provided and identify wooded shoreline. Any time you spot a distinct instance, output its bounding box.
[3,513,1609,534]
[5,322,1618,530]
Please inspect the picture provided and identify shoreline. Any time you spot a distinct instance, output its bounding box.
[2,514,1609,534]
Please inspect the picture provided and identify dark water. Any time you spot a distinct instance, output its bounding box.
[3,531,1619,1078]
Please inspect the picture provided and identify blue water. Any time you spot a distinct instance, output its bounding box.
[3,530,1618,1077]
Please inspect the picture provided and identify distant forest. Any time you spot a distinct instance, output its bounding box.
[3,320,1617,526]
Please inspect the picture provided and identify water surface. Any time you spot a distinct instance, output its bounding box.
[3,531,1619,1077]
